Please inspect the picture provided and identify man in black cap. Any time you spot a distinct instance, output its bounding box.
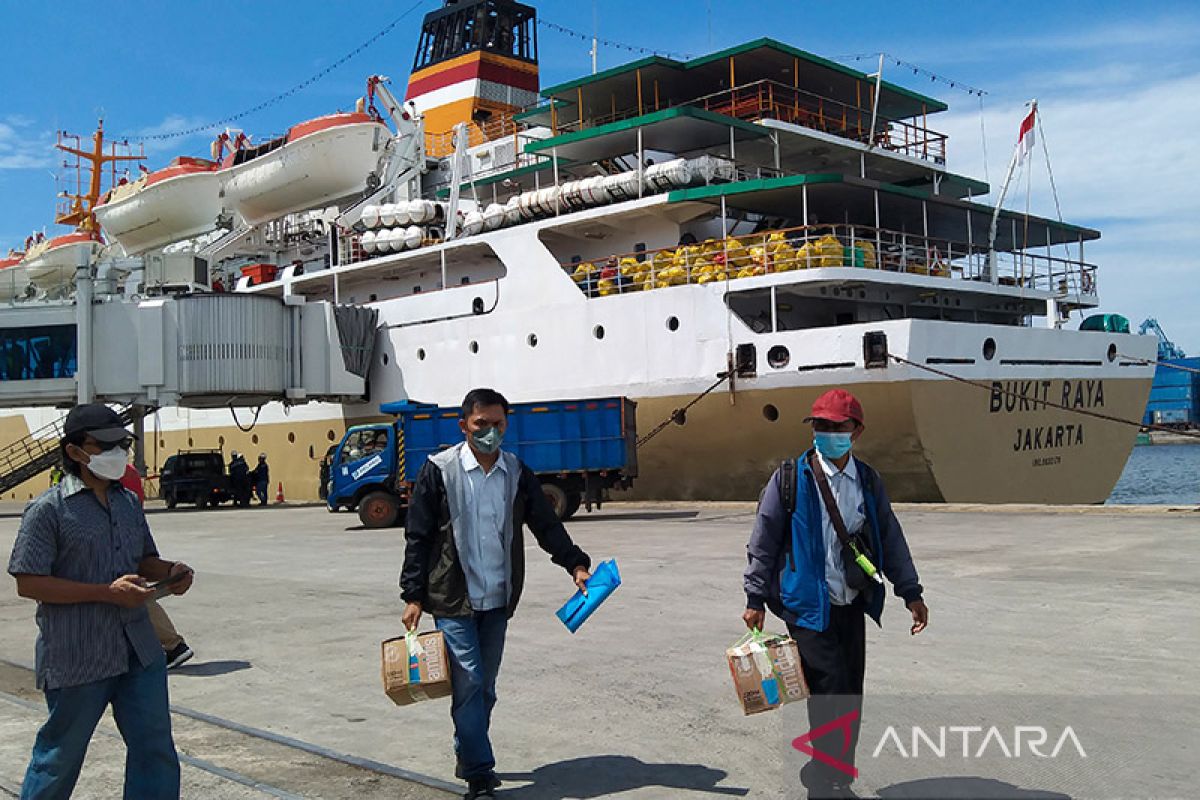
[7,402,194,799]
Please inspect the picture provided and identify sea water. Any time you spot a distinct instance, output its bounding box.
[1107,443,1200,505]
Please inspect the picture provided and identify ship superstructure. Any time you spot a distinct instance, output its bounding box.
[0,1,1155,504]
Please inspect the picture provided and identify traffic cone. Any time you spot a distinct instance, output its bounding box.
[275,482,285,504]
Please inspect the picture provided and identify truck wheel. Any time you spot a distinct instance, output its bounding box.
[542,483,569,520]
[563,491,583,520]
[359,491,400,528]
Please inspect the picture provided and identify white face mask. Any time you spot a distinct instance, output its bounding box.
[84,447,129,481]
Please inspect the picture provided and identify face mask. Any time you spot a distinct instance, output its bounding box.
[470,426,504,455]
[813,432,853,461]
[84,447,129,481]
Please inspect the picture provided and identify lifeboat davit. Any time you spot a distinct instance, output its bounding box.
[219,112,389,226]
[21,231,104,282]
[94,157,220,255]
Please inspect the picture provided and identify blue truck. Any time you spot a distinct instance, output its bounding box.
[327,397,638,528]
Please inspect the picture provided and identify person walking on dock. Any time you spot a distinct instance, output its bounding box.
[7,402,194,799]
[743,389,928,799]
[228,450,251,507]
[400,388,592,800]
[252,453,270,506]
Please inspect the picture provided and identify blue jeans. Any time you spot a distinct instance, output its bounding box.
[435,609,509,780]
[20,650,179,800]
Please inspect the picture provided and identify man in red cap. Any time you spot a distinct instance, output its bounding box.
[743,388,928,799]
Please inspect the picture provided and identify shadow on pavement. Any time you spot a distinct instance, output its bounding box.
[169,660,252,678]
[569,510,699,523]
[497,755,748,798]
[877,777,1072,799]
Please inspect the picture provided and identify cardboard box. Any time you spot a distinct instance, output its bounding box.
[381,631,453,706]
[727,632,809,715]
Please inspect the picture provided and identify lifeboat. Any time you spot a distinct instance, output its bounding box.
[21,231,104,282]
[219,112,390,226]
[0,252,30,300]
[93,157,221,255]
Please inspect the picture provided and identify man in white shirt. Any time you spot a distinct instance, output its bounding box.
[401,389,591,800]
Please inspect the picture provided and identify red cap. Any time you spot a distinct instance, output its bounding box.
[804,389,864,425]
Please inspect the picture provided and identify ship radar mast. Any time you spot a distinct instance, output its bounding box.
[55,120,145,233]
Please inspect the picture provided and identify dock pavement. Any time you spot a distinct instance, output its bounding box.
[0,500,1196,799]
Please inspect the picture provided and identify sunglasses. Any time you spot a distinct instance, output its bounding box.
[82,437,133,452]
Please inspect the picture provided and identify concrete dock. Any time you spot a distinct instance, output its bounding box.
[1,500,1196,799]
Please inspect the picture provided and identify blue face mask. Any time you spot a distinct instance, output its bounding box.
[814,432,853,460]
[470,426,504,455]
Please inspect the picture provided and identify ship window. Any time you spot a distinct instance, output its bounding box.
[461,276,471,285]
[382,352,389,366]
[982,338,997,361]
[369,293,378,302]
[187,438,194,447]
[252,434,259,445]
[288,432,296,444]
[1107,343,1117,363]
[327,430,336,441]
[469,340,479,353]
[472,297,485,314]
[634,243,646,263]
[527,334,538,347]
[218,436,225,447]
[762,404,780,422]
[417,348,426,361]
[593,325,605,340]
[308,445,315,459]
[767,345,790,369]
[666,316,680,331]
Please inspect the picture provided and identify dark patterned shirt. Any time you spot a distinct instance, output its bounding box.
[7,473,163,689]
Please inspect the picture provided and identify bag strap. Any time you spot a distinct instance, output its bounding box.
[807,450,855,550]
[779,458,797,519]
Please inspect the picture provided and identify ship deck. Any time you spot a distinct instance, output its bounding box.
[1,501,1194,798]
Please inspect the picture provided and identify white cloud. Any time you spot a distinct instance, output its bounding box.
[0,118,55,170]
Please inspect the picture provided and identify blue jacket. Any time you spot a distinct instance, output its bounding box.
[744,450,923,631]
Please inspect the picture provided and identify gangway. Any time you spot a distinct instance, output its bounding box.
[0,406,139,495]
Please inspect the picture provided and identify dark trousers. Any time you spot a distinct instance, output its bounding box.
[787,597,866,790]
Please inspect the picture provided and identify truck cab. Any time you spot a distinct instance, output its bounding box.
[326,424,403,526]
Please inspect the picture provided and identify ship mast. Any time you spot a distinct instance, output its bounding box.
[54,120,144,232]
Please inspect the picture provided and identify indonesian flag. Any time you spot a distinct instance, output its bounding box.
[1017,105,1037,162]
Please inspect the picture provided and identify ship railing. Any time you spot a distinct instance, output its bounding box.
[425,113,526,158]
[547,79,947,166]
[561,223,1096,300]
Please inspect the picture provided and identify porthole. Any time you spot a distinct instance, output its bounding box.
[767,345,790,369]
[1107,343,1117,363]
[593,325,605,340]
[382,352,389,366]
[469,340,479,354]
[308,445,315,458]
[982,338,997,361]
[218,435,225,447]
[762,404,780,422]
[369,293,378,302]
[527,334,538,347]
[326,430,336,441]
[472,297,485,315]
[288,432,296,444]
[672,409,687,426]
[159,439,165,448]
[252,434,260,445]
[187,437,194,447]
[666,316,680,332]
[417,348,426,360]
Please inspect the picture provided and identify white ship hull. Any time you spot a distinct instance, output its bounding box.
[220,117,388,226]
[95,169,221,255]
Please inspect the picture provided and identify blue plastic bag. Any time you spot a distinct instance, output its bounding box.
[556,559,620,633]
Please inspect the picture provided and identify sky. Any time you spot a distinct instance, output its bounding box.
[1,0,1197,352]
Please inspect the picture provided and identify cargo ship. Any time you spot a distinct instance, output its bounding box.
[0,0,1156,504]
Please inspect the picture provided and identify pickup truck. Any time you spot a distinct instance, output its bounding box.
[327,397,637,528]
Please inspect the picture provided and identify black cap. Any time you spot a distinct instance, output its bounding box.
[62,404,135,444]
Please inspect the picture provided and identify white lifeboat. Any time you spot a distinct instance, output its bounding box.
[0,253,31,300]
[93,157,221,255]
[21,231,104,282]
[219,112,390,226]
